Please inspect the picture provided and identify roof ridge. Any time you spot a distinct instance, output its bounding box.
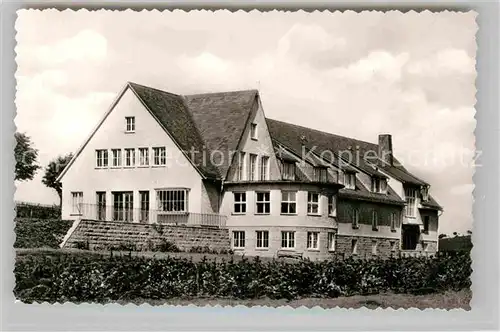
[266,117,378,149]
[184,89,258,98]
[127,81,182,98]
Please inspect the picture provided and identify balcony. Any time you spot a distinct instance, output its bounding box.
[75,203,227,228]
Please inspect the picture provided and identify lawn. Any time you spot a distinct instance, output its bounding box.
[136,289,471,310]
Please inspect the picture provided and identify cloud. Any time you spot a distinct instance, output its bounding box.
[407,48,476,77]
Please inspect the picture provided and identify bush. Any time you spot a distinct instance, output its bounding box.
[14,218,73,248]
[154,240,181,253]
[14,250,471,303]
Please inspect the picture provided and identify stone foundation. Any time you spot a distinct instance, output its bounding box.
[63,219,231,252]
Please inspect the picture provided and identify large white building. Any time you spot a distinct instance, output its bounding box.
[58,82,442,259]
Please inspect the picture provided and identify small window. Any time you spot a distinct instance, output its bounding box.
[156,189,188,212]
[372,240,378,255]
[282,162,295,180]
[250,123,258,140]
[371,177,381,193]
[351,239,358,255]
[125,116,135,132]
[390,212,397,231]
[233,231,245,249]
[248,154,257,181]
[372,210,378,231]
[152,147,166,166]
[314,167,328,182]
[344,172,356,190]
[256,231,269,249]
[352,209,359,229]
[281,231,295,249]
[423,242,429,252]
[259,156,270,181]
[307,232,319,250]
[423,216,430,234]
[233,192,246,214]
[307,192,320,215]
[328,195,337,217]
[96,149,108,168]
[255,191,270,214]
[111,149,122,167]
[124,148,135,167]
[71,192,83,215]
[237,152,246,181]
[328,233,336,251]
[138,148,149,166]
[281,191,297,214]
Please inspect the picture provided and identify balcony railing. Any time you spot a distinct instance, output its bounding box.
[75,203,227,228]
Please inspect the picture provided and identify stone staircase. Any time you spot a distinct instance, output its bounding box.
[63,219,231,252]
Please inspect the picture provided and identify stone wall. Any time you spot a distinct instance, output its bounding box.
[64,219,231,252]
[336,235,400,259]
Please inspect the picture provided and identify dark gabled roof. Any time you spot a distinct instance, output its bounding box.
[184,89,258,177]
[338,178,406,206]
[266,118,427,185]
[129,83,258,180]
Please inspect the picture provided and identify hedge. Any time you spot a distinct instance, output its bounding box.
[15,202,61,219]
[14,218,73,248]
[14,250,471,303]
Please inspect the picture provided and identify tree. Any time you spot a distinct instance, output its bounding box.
[467,230,472,235]
[42,153,73,207]
[15,132,40,181]
[438,233,448,239]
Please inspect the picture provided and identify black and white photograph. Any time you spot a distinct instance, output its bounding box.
[13,9,476,309]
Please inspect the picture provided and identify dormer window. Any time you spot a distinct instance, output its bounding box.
[282,161,295,180]
[344,172,356,190]
[371,177,387,193]
[125,116,135,132]
[421,186,429,201]
[314,167,328,182]
[250,123,258,140]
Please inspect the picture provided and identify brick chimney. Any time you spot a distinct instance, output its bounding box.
[378,134,393,166]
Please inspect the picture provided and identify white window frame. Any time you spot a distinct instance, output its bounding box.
[71,192,83,215]
[328,195,337,217]
[371,177,381,193]
[259,156,270,181]
[156,189,188,213]
[255,191,270,215]
[372,210,379,231]
[352,209,359,229]
[96,149,108,168]
[282,162,295,180]
[256,230,269,249]
[237,152,246,181]
[111,149,122,167]
[248,154,257,181]
[250,123,258,140]
[372,240,378,255]
[344,172,356,190]
[314,167,328,182]
[124,148,135,167]
[405,187,417,217]
[390,212,397,231]
[281,231,295,249]
[307,192,320,215]
[328,233,336,251]
[233,192,246,214]
[138,148,149,166]
[280,191,297,215]
[351,239,358,255]
[125,116,135,132]
[153,147,167,166]
[307,232,319,250]
[233,231,245,249]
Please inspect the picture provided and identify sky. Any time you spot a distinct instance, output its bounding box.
[14,10,477,234]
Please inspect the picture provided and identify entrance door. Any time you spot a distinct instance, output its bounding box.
[139,191,149,223]
[402,224,420,250]
[113,192,133,222]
